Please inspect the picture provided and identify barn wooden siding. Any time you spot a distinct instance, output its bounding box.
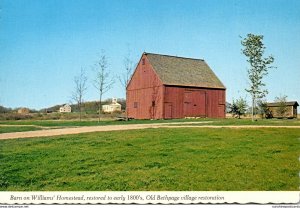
[164,86,225,118]
[127,54,164,119]
[127,53,226,119]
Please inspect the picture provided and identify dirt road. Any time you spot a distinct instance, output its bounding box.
[0,121,299,140]
[0,122,209,140]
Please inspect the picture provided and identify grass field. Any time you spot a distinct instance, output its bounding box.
[0,118,197,127]
[0,127,299,191]
[200,118,300,126]
[0,126,43,134]
[0,118,299,134]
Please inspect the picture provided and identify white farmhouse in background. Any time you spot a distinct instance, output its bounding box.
[59,104,72,113]
[102,98,121,113]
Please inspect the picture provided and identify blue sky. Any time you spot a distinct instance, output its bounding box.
[0,0,299,109]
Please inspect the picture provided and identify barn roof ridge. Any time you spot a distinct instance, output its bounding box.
[143,52,205,62]
[267,101,299,107]
[143,52,226,89]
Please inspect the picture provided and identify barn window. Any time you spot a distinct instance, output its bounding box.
[142,58,145,65]
[134,102,138,108]
[152,101,155,107]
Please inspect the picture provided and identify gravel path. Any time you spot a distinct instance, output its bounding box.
[0,122,299,140]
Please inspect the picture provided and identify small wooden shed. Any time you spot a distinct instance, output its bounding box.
[126,52,226,119]
[266,101,298,118]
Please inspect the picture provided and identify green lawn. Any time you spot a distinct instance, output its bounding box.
[0,128,299,191]
[167,119,300,126]
[0,118,199,127]
[0,126,43,133]
[0,118,299,130]
[202,118,300,126]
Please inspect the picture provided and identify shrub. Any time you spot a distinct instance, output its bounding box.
[230,98,248,119]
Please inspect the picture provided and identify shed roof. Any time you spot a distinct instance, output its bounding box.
[267,101,299,107]
[145,52,226,89]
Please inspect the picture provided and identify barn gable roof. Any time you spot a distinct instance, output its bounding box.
[267,101,299,107]
[145,52,226,89]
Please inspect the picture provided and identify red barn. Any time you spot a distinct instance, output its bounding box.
[126,52,226,119]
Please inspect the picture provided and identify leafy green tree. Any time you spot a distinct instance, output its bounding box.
[274,95,288,118]
[229,102,238,118]
[230,98,248,119]
[257,100,270,119]
[241,34,275,121]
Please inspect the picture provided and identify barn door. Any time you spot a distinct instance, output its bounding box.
[184,91,192,117]
[164,103,172,119]
[196,92,206,117]
[184,90,206,117]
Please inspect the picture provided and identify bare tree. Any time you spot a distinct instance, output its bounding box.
[118,50,134,120]
[93,50,114,122]
[71,68,87,121]
[118,53,134,90]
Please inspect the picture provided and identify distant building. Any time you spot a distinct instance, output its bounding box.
[102,98,122,113]
[59,104,72,113]
[17,108,30,114]
[266,101,298,118]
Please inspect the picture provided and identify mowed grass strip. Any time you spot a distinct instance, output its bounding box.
[0,118,299,129]
[0,128,299,191]
[167,118,300,126]
[0,119,192,134]
[0,126,43,134]
[0,118,200,127]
